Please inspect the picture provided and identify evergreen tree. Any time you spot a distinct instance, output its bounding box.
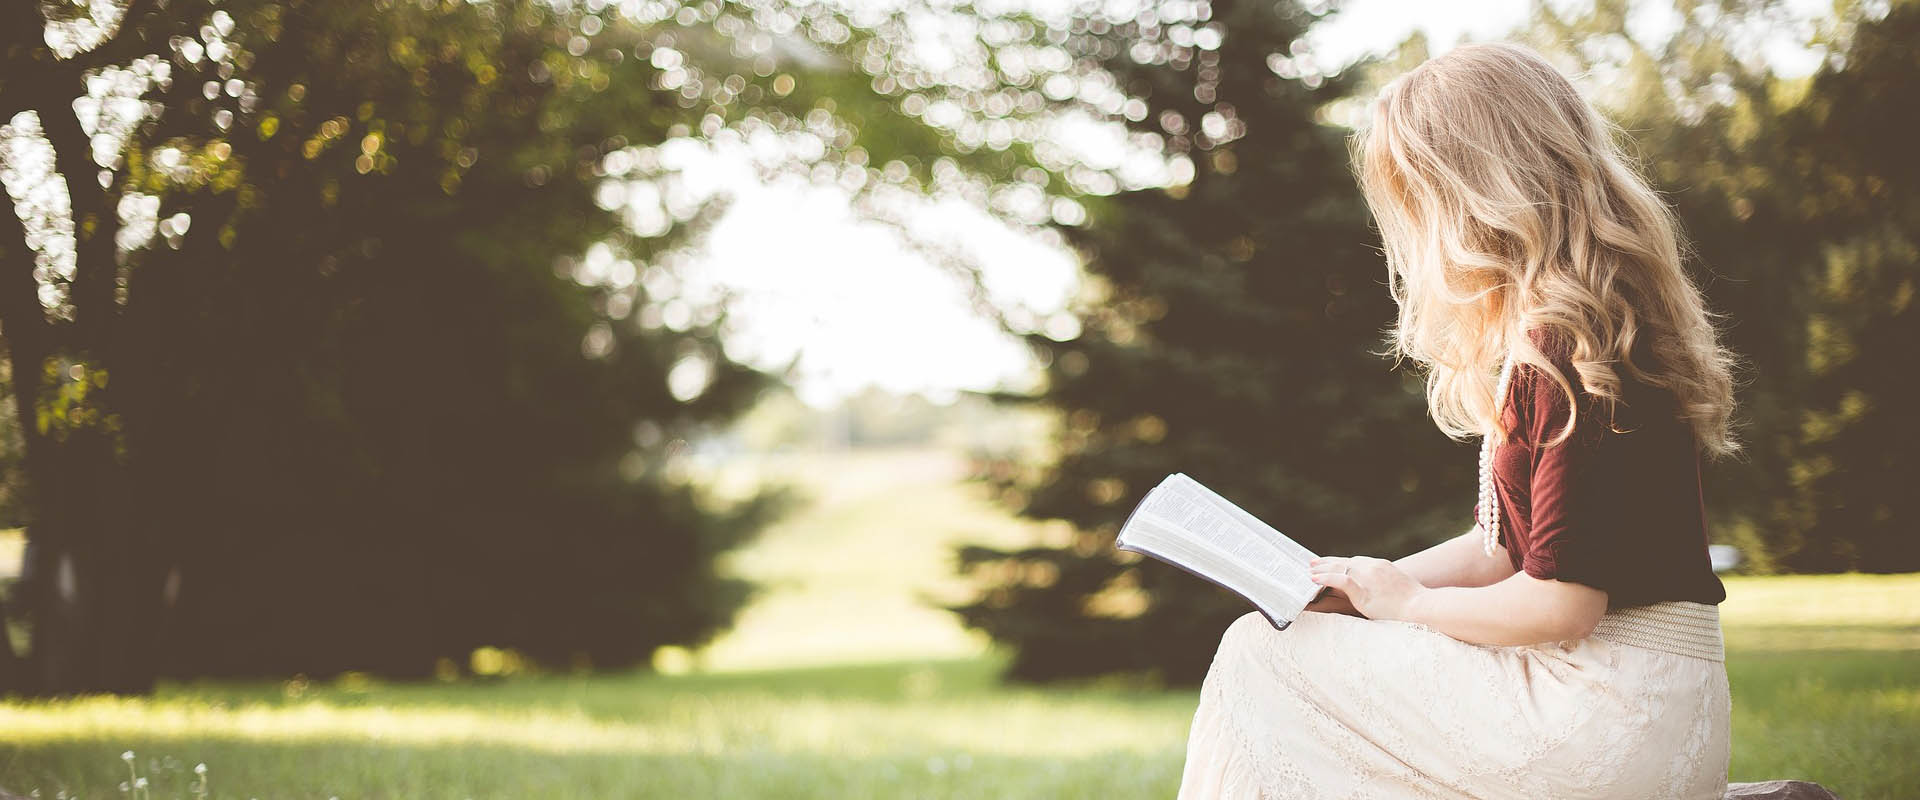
[1525,0,1919,572]
[1758,4,1919,570]
[0,0,937,691]
[951,0,1473,684]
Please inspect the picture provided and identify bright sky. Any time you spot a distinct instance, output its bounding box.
[654,0,1838,406]
[687,176,1077,407]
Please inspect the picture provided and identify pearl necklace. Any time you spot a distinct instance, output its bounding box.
[1477,352,1516,557]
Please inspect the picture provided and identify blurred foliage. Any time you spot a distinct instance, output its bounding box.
[0,360,23,529]
[950,0,1469,684]
[0,0,984,691]
[5,0,1909,695]
[1523,0,1919,573]
[954,0,1919,683]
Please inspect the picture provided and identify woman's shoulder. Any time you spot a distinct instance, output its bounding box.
[1518,326,1579,373]
[1512,325,1681,443]
[1512,327,1580,413]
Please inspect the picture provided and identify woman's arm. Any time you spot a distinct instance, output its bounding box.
[1303,527,1517,616]
[1392,527,1519,588]
[1403,571,1608,645]
[1309,555,1608,646]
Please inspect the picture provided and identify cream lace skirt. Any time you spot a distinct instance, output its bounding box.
[1177,602,1732,799]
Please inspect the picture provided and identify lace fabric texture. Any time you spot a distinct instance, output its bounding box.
[1176,608,1732,800]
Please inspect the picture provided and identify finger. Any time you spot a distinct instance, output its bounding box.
[1307,557,1350,576]
[1346,559,1384,579]
[1348,558,1403,583]
[1308,582,1347,598]
[1311,572,1357,595]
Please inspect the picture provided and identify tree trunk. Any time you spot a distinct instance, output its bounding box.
[0,593,19,691]
[0,192,52,696]
[0,81,160,697]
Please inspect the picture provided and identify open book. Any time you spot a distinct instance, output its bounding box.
[1115,473,1326,630]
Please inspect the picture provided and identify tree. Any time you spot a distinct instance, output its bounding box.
[0,0,936,692]
[949,0,1473,684]
[1754,3,1919,570]
[1524,0,1918,572]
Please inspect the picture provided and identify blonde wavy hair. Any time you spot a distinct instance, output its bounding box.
[1353,42,1740,459]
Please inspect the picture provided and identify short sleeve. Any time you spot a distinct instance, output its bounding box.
[1514,351,1621,594]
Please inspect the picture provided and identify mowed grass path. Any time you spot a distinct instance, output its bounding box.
[2,450,1916,799]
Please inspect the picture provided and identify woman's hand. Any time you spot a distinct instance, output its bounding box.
[1308,556,1431,623]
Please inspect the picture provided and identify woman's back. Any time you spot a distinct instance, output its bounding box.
[1484,326,1727,608]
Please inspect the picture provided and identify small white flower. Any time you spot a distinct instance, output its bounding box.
[134,777,149,789]
[121,750,135,762]
[195,763,208,775]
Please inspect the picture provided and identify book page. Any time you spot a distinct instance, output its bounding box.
[1186,475,1319,568]
[1116,474,1323,628]
[1144,475,1319,591]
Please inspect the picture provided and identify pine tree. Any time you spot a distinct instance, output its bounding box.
[1525,0,1920,573]
[952,0,1473,684]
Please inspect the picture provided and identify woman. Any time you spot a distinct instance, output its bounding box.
[1175,42,1741,799]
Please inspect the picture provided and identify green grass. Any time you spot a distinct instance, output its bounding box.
[1716,572,1920,800]
[0,657,1196,799]
[1,450,1915,798]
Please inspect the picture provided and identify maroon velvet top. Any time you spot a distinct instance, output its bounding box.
[1473,328,1726,607]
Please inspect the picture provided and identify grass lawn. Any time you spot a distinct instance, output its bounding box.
[2,450,1915,799]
